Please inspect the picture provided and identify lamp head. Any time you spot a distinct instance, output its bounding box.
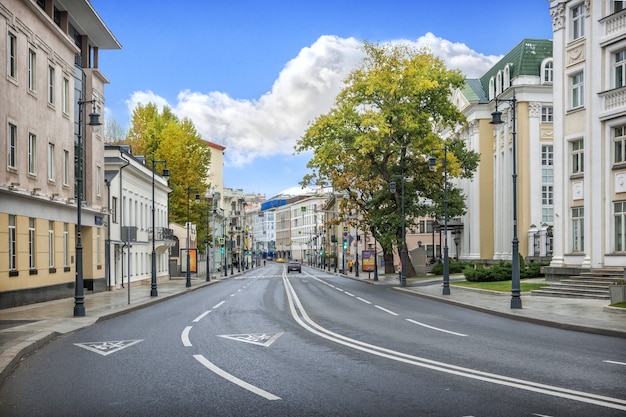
[390,181,396,194]
[428,156,437,172]
[490,110,504,125]
[162,167,170,178]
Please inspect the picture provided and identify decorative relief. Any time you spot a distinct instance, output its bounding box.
[584,0,590,18]
[616,172,626,194]
[572,180,584,200]
[540,128,554,139]
[567,44,585,66]
[469,120,479,135]
[529,102,542,118]
[551,3,565,31]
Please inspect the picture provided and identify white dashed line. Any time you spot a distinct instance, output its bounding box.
[181,326,193,347]
[374,305,399,316]
[406,319,467,337]
[603,360,626,366]
[212,301,225,309]
[356,297,372,304]
[344,292,355,297]
[193,310,211,323]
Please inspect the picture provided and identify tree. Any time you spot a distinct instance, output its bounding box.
[296,42,479,277]
[123,103,213,247]
[104,118,127,144]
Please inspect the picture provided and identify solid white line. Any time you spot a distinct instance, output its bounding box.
[406,319,467,337]
[282,275,626,412]
[212,301,225,309]
[181,326,193,347]
[193,354,281,400]
[356,297,372,304]
[193,310,211,323]
[374,305,399,316]
[603,360,626,366]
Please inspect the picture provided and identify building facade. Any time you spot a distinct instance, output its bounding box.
[455,38,554,265]
[0,0,120,307]
[548,0,626,273]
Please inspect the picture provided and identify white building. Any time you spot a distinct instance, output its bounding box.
[548,0,626,274]
[104,145,174,289]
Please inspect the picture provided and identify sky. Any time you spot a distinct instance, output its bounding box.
[90,0,553,199]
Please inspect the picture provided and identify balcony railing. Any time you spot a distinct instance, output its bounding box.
[148,227,175,242]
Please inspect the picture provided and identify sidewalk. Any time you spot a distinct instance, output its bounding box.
[1,267,625,384]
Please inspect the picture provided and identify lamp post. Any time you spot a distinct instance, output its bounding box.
[150,159,169,297]
[205,194,213,282]
[429,146,450,295]
[390,176,407,288]
[74,99,101,317]
[186,187,200,288]
[491,93,522,309]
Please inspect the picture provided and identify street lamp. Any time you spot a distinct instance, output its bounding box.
[150,159,169,297]
[491,93,522,309]
[390,176,407,288]
[74,99,101,317]
[429,146,450,295]
[186,187,200,288]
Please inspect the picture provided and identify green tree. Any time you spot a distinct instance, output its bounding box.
[296,42,479,277]
[123,103,213,246]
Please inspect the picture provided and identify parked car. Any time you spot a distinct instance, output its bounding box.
[287,260,301,273]
[276,258,285,263]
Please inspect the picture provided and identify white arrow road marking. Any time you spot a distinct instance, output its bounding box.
[74,340,143,356]
[193,354,281,400]
[218,332,283,347]
[406,318,467,337]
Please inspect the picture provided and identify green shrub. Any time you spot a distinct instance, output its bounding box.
[431,260,470,276]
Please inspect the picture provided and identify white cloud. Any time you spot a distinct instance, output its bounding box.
[127,33,500,168]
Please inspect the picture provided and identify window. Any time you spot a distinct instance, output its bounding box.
[615,202,626,252]
[28,133,37,175]
[572,207,584,252]
[47,65,55,105]
[615,50,626,89]
[541,106,553,123]
[62,78,70,114]
[48,143,55,181]
[112,196,118,223]
[96,166,102,196]
[572,4,585,40]
[571,72,584,108]
[571,140,584,174]
[29,218,36,270]
[542,60,553,84]
[48,221,54,268]
[28,49,36,91]
[418,220,425,233]
[63,223,69,268]
[8,123,17,169]
[96,228,101,266]
[63,150,69,186]
[8,32,17,79]
[9,215,17,271]
[614,125,626,164]
[542,145,554,224]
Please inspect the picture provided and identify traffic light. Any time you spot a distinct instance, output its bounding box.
[221,246,225,254]
[343,240,348,250]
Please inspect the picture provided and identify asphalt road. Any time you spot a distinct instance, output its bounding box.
[0,264,624,416]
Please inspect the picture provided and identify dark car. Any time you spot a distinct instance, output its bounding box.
[287,260,301,273]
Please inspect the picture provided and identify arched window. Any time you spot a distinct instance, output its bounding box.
[489,77,495,100]
[504,65,511,89]
[541,59,554,84]
[496,71,502,96]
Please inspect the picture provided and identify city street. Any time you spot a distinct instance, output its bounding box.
[0,264,624,417]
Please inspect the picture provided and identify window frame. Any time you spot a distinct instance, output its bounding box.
[8,123,17,169]
[47,65,55,105]
[615,201,626,252]
[8,32,17,80]
[571,139,584,174]
[28,48,36,92]
[570,72,584,109]
[571,207,585,252]
[48,142,55,182]
[614,124,626,164]
[571,3,585,41]
[9,215,17,271]
[48,220,55,268]
[29,218,36,270]
[28,133,37,175]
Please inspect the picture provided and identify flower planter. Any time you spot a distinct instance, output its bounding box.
[609,285,626,304]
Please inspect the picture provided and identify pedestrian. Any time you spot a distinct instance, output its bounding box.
[349,259,354,273]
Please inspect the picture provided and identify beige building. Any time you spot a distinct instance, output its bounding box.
[455,39,554,265]
[548,1,626,273]
[0,0,120,307]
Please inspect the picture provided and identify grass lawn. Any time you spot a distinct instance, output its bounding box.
[452,280,548,292]
[610,301,626,308]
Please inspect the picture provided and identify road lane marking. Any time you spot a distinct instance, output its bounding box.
[212,301,225,309]
[218,332,283,347]
[356,297,372,304]
[193,310,211,323]
[344,292,355,297]
[181,326,193,347]
[282,275,626,412]
[406,319,467,337]
[193,354,281,400]
[374,305,398,316]
[74,340,143,356]
[604,360,626,366]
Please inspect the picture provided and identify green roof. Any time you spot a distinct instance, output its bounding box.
[463,38,553,103]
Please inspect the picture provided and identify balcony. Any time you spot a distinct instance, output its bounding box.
[601,9,626,45]
[599,86,626,120]
[148,227,176,246]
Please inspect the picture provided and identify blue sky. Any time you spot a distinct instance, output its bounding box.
[90,0,553,199]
